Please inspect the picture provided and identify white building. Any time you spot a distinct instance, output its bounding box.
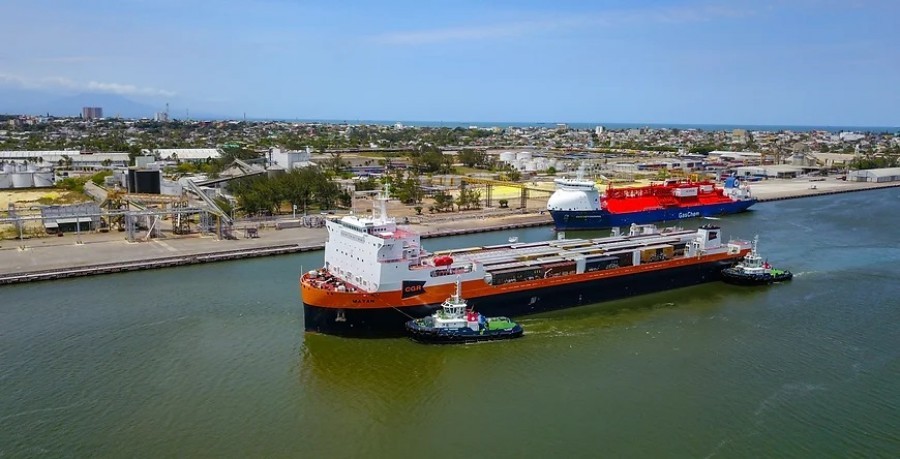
[733,165,805,179]
[0,150,129,169]
[708,150,762,163]
[152,148,222,163]
[839,132,865,142]
[847,167,900,183]
[268,147,316,171]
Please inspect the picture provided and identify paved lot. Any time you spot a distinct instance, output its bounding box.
[749,177,899,200]
[0,211,554,276]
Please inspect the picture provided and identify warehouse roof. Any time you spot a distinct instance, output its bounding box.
[849,167,900,177]
[152,148,222,160]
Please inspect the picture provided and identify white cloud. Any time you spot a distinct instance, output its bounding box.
[371,3,754,46]
[0,72,175,97]
[374,22,555,46]
[33,56,100,64]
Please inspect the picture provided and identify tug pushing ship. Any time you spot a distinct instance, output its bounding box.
[301,190,753,337]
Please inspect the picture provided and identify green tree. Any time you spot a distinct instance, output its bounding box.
[456,188,481,210]
[458,149,486,168]
[432,191,455,212]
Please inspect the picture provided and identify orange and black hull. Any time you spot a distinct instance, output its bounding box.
[302,252,744,337]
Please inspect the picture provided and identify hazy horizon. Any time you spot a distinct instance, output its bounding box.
[2,1,898,126]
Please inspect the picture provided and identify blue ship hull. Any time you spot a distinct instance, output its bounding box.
[550,200,756,231]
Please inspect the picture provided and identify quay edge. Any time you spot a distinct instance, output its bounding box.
[0,217,553,286]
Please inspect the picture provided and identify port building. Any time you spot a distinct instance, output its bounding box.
[0,150,130,189]
[41,202,101,233]
[847,167,900,183]
[267,147,316,171]
[151,148,222,163]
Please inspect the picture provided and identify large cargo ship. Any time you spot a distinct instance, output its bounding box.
[301,192,753,337]
[547,176,756,231]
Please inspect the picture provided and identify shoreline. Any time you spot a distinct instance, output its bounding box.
[1,181,898,286]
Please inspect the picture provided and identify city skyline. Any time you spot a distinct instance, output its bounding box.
[1,0,898,126]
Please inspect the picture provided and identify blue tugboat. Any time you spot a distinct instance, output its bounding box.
[721,237,793,286]
[405,279,523,344]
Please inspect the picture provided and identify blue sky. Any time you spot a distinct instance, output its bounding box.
[1,0,898,126]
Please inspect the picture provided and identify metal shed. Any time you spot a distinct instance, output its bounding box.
[847,167,900,183]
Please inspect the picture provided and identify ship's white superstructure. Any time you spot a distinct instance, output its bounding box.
[546,165,602,212]
[323,190,482,294]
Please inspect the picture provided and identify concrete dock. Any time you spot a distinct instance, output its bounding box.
[750,176,900,202]
[1,178,897,285]
[0,212,553,285]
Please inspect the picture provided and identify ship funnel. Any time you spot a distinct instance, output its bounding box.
[576,162,586,181]
[374,184,391,221]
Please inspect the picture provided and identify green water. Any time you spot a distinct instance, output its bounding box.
[2,189,899,457]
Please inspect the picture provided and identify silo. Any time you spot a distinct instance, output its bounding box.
[160,179,183,196]
[112,170,127,188]
[11,172,33,188]
[267,166,286,179]
[33,170,54,187]
[135,170,161,194]
[127,169,137,193]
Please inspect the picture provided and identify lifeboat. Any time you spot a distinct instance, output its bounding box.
[433,255,454,266]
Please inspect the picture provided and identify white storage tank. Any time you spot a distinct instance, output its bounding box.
[0,173,11,189]
[499,151,516,163]
[33,171,54,187]
[1,163,14,173]
[516,151,532,161]
[160,179,183,196]
[11,172,33,188]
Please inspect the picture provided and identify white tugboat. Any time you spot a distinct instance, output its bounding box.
[404,278,523,344]
[721,236,793,286]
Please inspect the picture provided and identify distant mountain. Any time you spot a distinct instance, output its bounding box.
[0,88,55,116]
[0,89,161,118]
[47,93,160,118]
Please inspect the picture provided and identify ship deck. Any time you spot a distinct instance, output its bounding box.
[433,227,699,270]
